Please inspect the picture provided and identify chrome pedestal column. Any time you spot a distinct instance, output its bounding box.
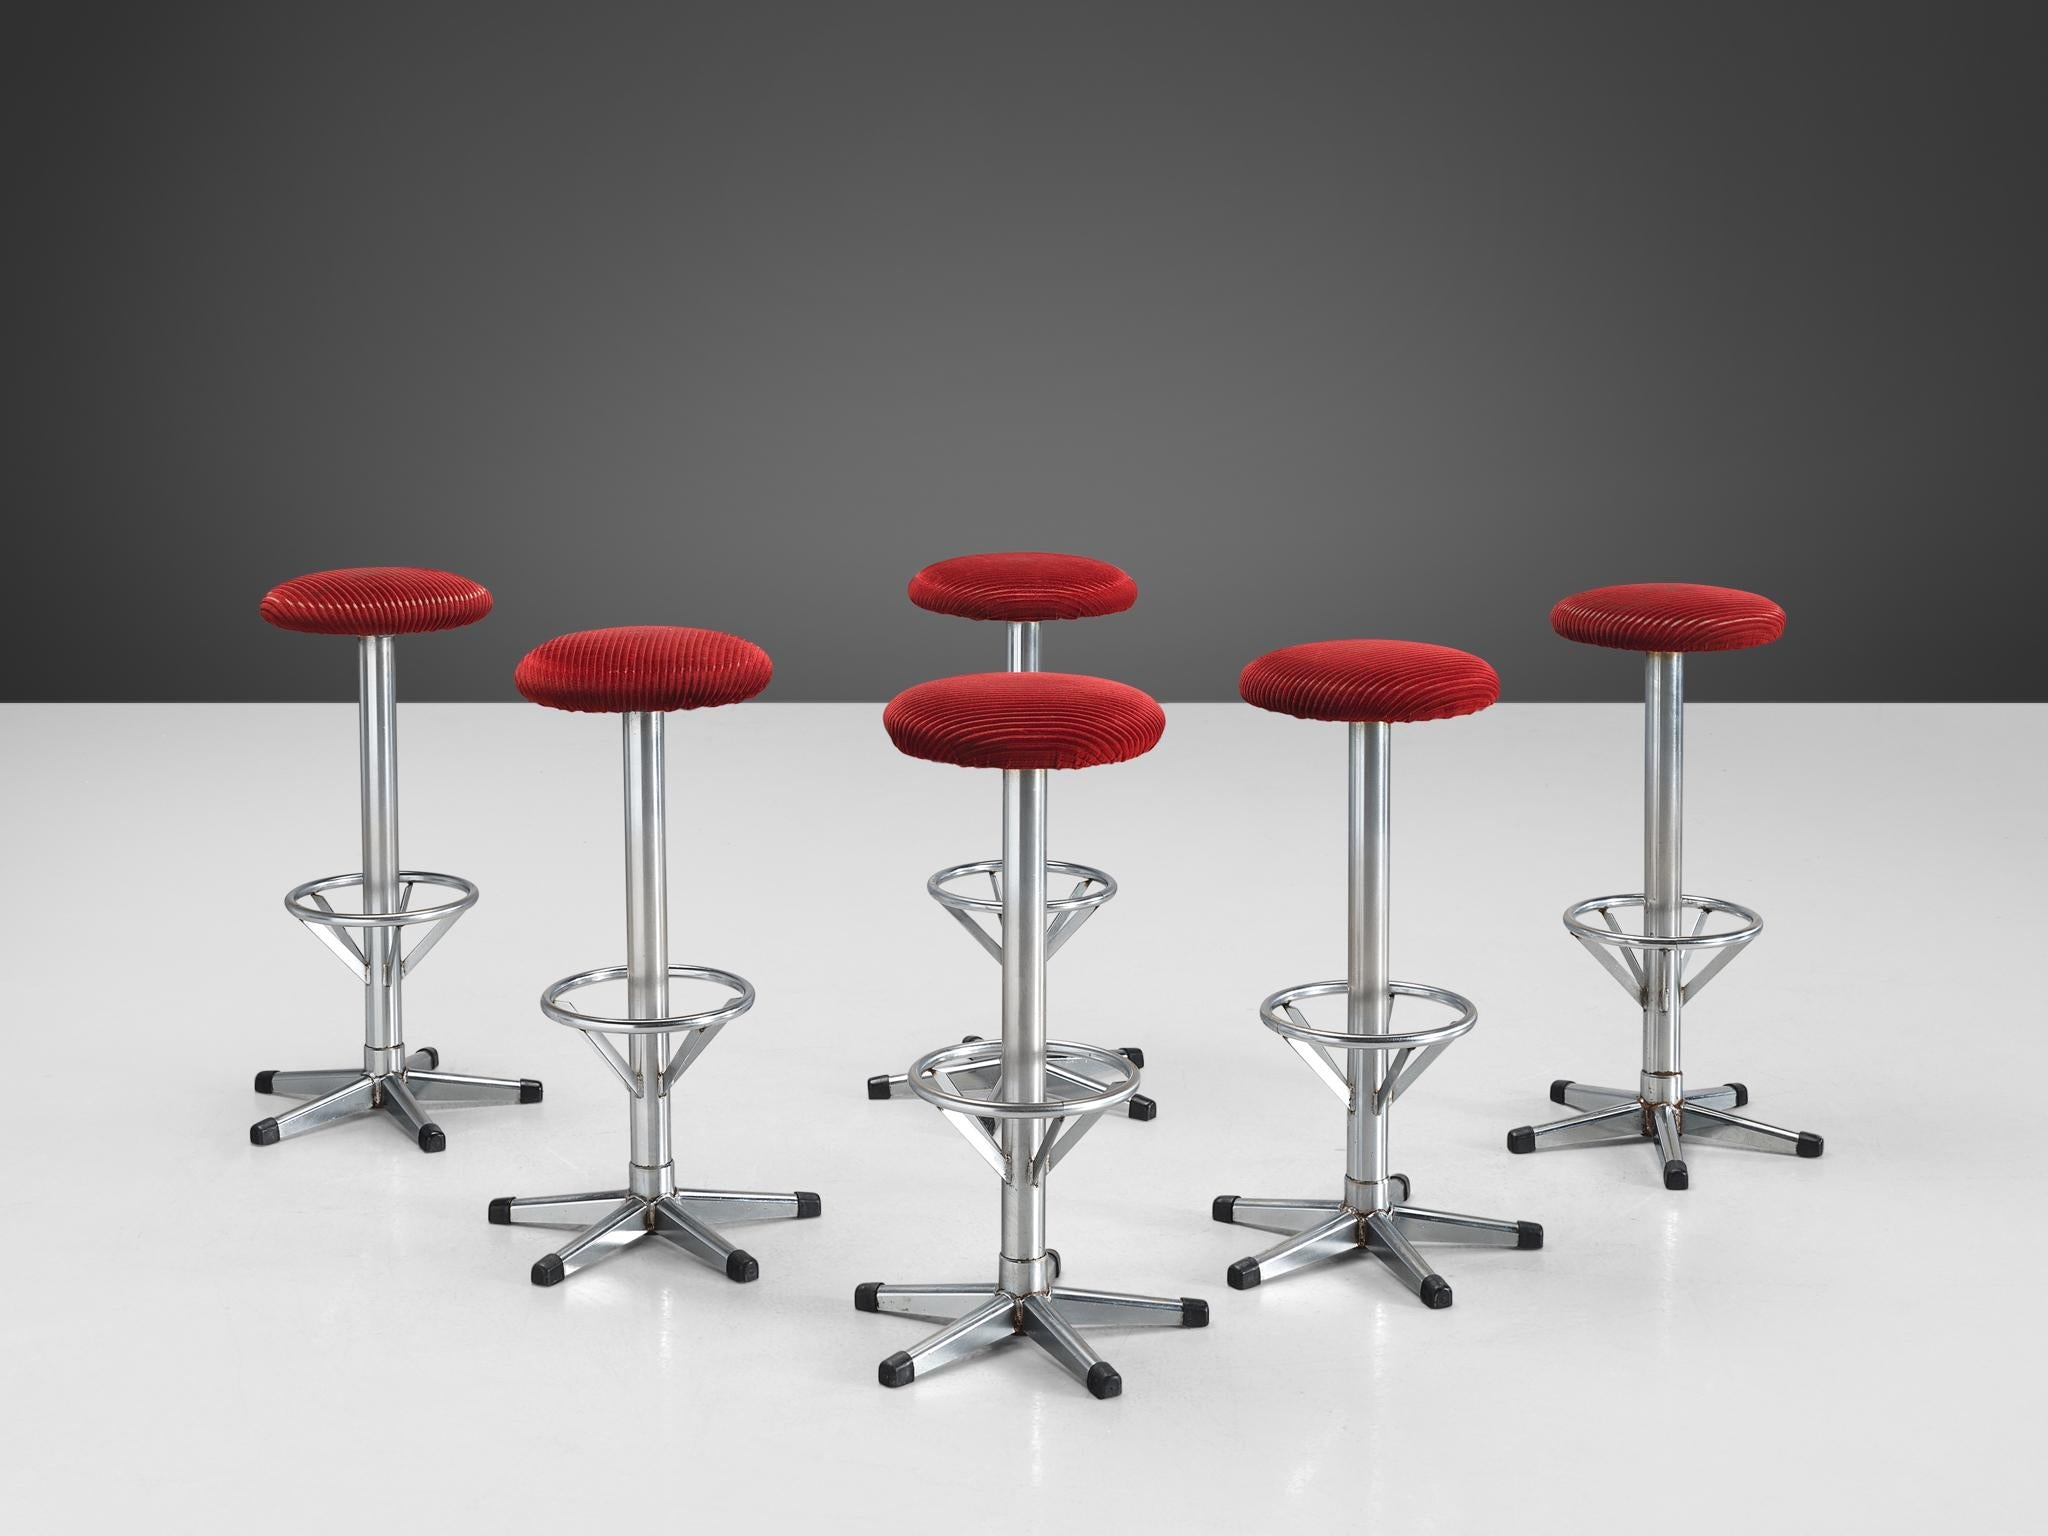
[1215,723,1541,1307]
[489,711,819,1285]
[1507,653,1824,1188]
[252,635,540,1152]
[858,767,1206,1398]
[866,621,1153,1120]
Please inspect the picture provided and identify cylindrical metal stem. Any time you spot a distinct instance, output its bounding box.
[999,767,1050,1290]
[622,711,672,1194]
[1642,653,1684,1094]
[1005,621,1041,673]
[358,636,403,1060]
[1344,722,1393,1210]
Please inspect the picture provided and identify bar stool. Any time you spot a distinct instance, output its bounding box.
[1507,584,1824,1188]
[869,553,1154,1120]
[858,672,1207,1398]
[1214,641,1542,1308]
[488,627,820,1286]
[251,567,541,1152]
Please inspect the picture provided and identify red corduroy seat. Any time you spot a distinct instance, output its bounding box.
[885,673,1164,770]
[515,627,773,714]
[1240,640,1500,724]
[908,552,1138,622]
[260,567,493,635]
[1550,583,1785,653]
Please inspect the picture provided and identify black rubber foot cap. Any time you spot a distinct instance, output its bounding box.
[519,1079,543,1104]
[1121,1046,1146,1068]
[249,1118,280,1147]
[532,1255,565,1287]
[1507,1126,1535,1154]
[417,1123,446,1153]
[1181,1297,1209,1328]
[1212,1195,1239,1224]
[1128,1095,1157,1122]
[866,1075,893,1101]
[1797,1131,1825,1158]
[1420,1274,1453,1309]
[1518,1221,1545,1250]
[416,1046,440,1069]
[1728,1081,1749,1107]
[796,1191,822,1218]
[878,1351,914,1388]
[488,1197,514,1225]
[1663,1159,1689,1191]
[1227,1258,1260,1290]
[961,1035,983,1044]
[1086,1362,1123,1400]
[726,1250,759,1283]
[854,1281,883,1313]
[1549,1078,1574,1105]
[253,1070,277,1095]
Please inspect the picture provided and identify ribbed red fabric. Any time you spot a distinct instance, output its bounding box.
[907,552,1138,622]
[1550,584,1785,653]
[515,627,773,714]
[260,567,493,635]
[884,672,1165,770]
[1240,640,1499,723]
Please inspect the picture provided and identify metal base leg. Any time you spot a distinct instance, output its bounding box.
[1508,1083,1823,1189]
[1363,1210,1444,1304]
[1550,1080,1638,1112]
[488,1190,634,1228]
[378,1076,442,1152]
[249,1076,376,1147]
[1048,1286,1205,1328]
[668,1188,819,1223]
[1216,1193,1541,1308]
[251,1049,541,1153]
[533,1197,647,1285]
[874,1295,1018,1390]
[405,1069,541,1105]
[858,1274,1207,1398]
[1683,1102,1822,1156]
[1020,1293,1117,1396]
[1387,1206,1535,1247]
[1210,1176,1411,1235]
[258,1068,362,1098]
[1211,1197,1345,1236]
[491,1180,819,1287]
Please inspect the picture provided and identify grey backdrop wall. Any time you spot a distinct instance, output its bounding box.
[8,1,2042,702]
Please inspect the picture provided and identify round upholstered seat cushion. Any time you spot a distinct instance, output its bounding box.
[1550,584,1785,653]
[907,552,1138,622]
[260,567,493,635]
[515,627,773,713]
[884,673,1165,770]
[1239,640,1500,723]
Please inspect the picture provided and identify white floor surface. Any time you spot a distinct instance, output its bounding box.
[1,702,2037,1532]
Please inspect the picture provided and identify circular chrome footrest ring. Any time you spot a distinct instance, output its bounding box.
[285,870,479,928]
[540,964,755,1036]
[1563,893,1762,951]
[1260,979,1477,1051]
[927,858,1116,916]
[907,1038,1139,1119]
